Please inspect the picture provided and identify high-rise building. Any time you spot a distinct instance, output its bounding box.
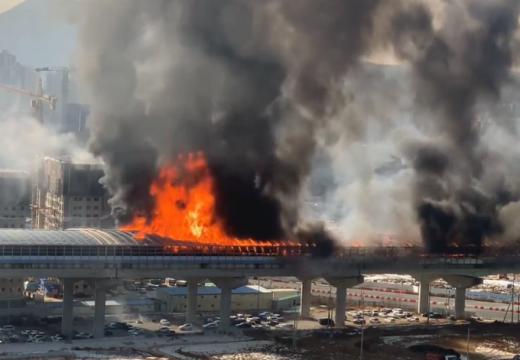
[0,169,30,229]
[31,156,114,230]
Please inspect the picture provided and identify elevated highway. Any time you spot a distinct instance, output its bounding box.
[0,229,516,278]
[0,228,515,338]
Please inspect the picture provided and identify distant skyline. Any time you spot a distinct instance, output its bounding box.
[0,0,24,13]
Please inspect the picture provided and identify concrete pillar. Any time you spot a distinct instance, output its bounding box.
[186,279,199,324]
[325,276,364,327]
[418,279,430,314]
[335,283,347,326]
[454,287,466,319]
[210,277,248,331]
[93,283,106,338]
[61,278,75,338]
[299,279,313,318]
[443,275,483,319]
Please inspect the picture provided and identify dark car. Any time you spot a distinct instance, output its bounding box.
[236,323,252,329]
[318,318,335,327]
[422,312,442,318]
[267,320,279,326]
[104,330,113,336]
[353,318,366,325]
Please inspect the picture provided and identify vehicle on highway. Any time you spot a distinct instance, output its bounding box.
[20,330,33,336]
[407,316,420,322]
[267,320,280,326]
[128,329,141,336]
[203,322,218,329]
[158,326,171,333]
[369,317,380,324]
[2,325,14,332]
[252,324,270,330]
[160,319,171,326]
[179,323,193,331]
[76,332,93,339]
[384,318,396,323]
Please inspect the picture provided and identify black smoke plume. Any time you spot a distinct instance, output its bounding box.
[390,0,520,253]
[75,0,385,253]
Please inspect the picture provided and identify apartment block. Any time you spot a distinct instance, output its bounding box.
[0,170,30,229]
[31,156,114,230]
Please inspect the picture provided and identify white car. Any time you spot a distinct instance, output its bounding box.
[128,330,141,336]
[384,318,396,323]
[369,317,380,324]
[51,335,64,341]
[159,319,170,326]
[158,326,171,333]
[407,316,420,322]
[179,323,193,331]
[20,330,33,336]
[203,322,218,329]
[76,332,93,339]
[2,325,14,332]
[276,323,294,329]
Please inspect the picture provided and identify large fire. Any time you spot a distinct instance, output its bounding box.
[119,152,283,246]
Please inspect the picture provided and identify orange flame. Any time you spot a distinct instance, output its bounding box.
[120,152,283,246]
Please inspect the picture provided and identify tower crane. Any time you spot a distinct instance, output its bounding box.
[0,78,57,124]
[34,67,70,127]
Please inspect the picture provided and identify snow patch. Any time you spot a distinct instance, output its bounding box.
[381,334,436,346]
[476,346,517,360]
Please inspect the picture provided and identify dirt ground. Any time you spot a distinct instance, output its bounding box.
[263,320,520,360]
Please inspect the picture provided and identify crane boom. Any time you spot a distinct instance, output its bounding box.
[0,83,56,104]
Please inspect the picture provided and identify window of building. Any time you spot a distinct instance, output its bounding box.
[17,288,21,292]
[200,296,204,299]
[211,304,215,308]
[78,197,82,201]
[93,215,98,218]
[86,206,91,210]
[75,285,78,289]
[86,215,91,218]
[83,285,88,289]
[20,207,24,211]
[9,279,12,283]
[214,296,217,298]
[198,305,201,308]
[11,207,14,211]
[1,288,5,292]
[3,207,7,211]
[78,206,82,210]
[94,197,99,201]
[87,197,91,201]
[73,206,77,210]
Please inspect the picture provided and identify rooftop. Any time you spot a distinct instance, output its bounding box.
[159,285,272,296]
[0,229,211,246]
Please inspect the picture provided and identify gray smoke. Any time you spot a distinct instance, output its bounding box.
[390,0,520,252]
[74,0,386,247]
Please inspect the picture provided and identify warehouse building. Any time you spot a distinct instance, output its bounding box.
[157,285,272,313]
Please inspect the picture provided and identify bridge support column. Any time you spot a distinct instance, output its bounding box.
[210,278,248,331]
[186,278,201,324]
[93,284,106,339]
[412,275,437,314]
[443,275,483,319]
[299,278,313,318]
[86,279,120,338]
[61,278,76,339]
[325,276,364,326]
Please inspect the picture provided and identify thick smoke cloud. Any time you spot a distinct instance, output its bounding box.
[74,0,520,253]
[390,0,520,252]
[75,0,385,250]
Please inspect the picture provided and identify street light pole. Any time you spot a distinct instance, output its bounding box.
[360,324,364,360]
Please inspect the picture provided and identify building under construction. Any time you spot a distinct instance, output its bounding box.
[31,156,114,230]
[0,169,30,229]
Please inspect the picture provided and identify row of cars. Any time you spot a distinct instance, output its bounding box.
[347,308,421,325]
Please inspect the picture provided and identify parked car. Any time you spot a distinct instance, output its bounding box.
[353,318,366,325]
[51,335,64,341]
[203,322,219,329]
[385,318,396,323]
[159,319,171,326]
[76,332,93,339]
[369,317,380,324]
[179,323,193,331]
[318,318,335,327]
[104,330,114,336]
[267,320,279,326]
[236,322,252,329]
[407,316,420,322]
[275,323,294,329]
[158,326,171,333]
